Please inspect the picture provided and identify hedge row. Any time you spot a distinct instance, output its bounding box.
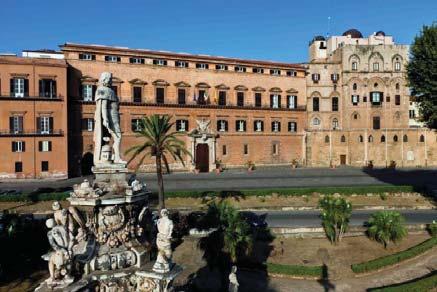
[351,237,437,274]
[0,192,70,202]
[164,185,416,198]
[0,185,416,203]
[266,262,324,278]
[368,272,437,291]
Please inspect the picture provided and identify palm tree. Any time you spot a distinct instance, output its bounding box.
[319,195,352,244]
[125,115,191,210]
[367,211,408,248]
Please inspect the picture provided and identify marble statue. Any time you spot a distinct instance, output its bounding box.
[196,119,211,133]
[93,72,125,165]
[152,209,174,273]
[228,265,239,292]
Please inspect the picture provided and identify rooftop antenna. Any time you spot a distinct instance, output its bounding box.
[327,16,332,38]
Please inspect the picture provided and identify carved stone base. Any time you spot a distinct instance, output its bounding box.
[136,264,183,292]
[92,163,129,189]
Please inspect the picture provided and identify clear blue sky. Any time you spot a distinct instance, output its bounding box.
[1,0,436,62]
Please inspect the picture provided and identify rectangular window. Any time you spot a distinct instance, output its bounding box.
[352,62,358,71]
[373,116,381,130]
[409,110,415,119]
[313,98,320,111]
[237,92,244,107]
[39,79,57,98]
[131,119,142,132]
[175,60,189,68]
[254,120,264,132]
[12,141,25,152]
[38,141,52,152]
[373,62,380,71]
[395,62,401,71]
[386,95,391,102]
[197,90,206,104]
[39,116,52,134]
[82,84,94,101]
[218,91,227,106]
[129,57,145,64]
[215,64,228,70]
[331,73,339,82]
[177,88,186,105]
[9,116,23,134]
[153,59,167,66]
[176,119,189,132]
[253,67,264,74]
[236,120,246,132]
[41,161,49,172]
[272,143,279,155]
[395,95,401,105]
[287,95,297,109]
[332,97,339,111]
[312,73,320,82]
[270,94,280,108]
[288,122,297,132]
[270,69,281,75]
[196,63,209,69]
[217,120,228,132]
[235,66,246,73]
[104,55,121,62]
[15,161,23,172]
[81,118,94,131]
[272,121,281,132]
[133,86,142,103]
[255,93,262,107]
[371,92,383,105]
[243,144,248,155]
[222,145,227,155]
[352,95,359,105]
[156,87,165,104]
[287,70,297,77]
[11,78,28,97]
[79,53,95,61]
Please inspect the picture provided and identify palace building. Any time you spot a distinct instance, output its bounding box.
[61,43,307,176]
[0,29,435,178]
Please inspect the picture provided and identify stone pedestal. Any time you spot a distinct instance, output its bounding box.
[92,162,129,189]
[136,264,183,292]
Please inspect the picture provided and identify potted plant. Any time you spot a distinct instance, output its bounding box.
[367,160,374,169]
[291,159,298,169]
[245,160,255,172]
[389,160,396,169]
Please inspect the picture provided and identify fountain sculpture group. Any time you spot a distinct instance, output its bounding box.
[36,72,182,292]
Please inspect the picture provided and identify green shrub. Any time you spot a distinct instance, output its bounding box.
[428,220,437,237]
[319,195,352,244]
[367,211,408,248]
[352,237,437,273]
[267,262,323,278]
[368,272,437,291]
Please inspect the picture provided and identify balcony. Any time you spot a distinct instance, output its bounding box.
[0,129,64,137]
[0,95,64,101]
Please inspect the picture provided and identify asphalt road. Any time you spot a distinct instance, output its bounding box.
[254,209,437,228]
[1,167,437,192]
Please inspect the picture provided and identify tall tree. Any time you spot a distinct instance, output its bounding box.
[125,115,191,210]
[407,24,437,129]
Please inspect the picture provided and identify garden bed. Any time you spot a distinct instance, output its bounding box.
[351,237,437,274]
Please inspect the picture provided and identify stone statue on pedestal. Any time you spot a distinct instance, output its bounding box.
[153,209,174,273]
[93,72,125,165]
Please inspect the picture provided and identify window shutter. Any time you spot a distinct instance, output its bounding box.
[22,142,25,152]
[225,121,228,131]
[18,116,23,132]
[24,79,29,96]
[380,92,384,102]
[129,57,133,63]
[117,56,121,62]
[270,95,273,107]
[53,81,57,97]
[36,117,41,133]
[48,141,52,151]
[9,117,14,132]
[38,141,42,151]
[39,80,44,97]
[12,141,15,152]
[49,117,54,133]
[278,122,281,132]
[91,55,96,60]
[10,79,14,95]
[286,95,290,108]
[92,85,97,100]
[278,95,281,107]
[186,120,189,131]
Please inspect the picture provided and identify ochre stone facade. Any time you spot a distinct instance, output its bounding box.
[0,56,68,178]
[62,44,307,175]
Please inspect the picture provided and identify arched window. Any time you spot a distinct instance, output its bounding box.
[341,135,346,143]
[359,135,363,143]
[353,83,357,91]
[313,97,320,111]
[419,134,425,142]
[353,113,359,120]
[332,118,339,129]
[325,135,330,143]
[368,135,374,142]
[313,117,321,126]
[352,62,358,71]
[393,135,398,142]
[395,83,400,91]
[332,97,339,111]
[381,135,386,143]
[403,135,408,142]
